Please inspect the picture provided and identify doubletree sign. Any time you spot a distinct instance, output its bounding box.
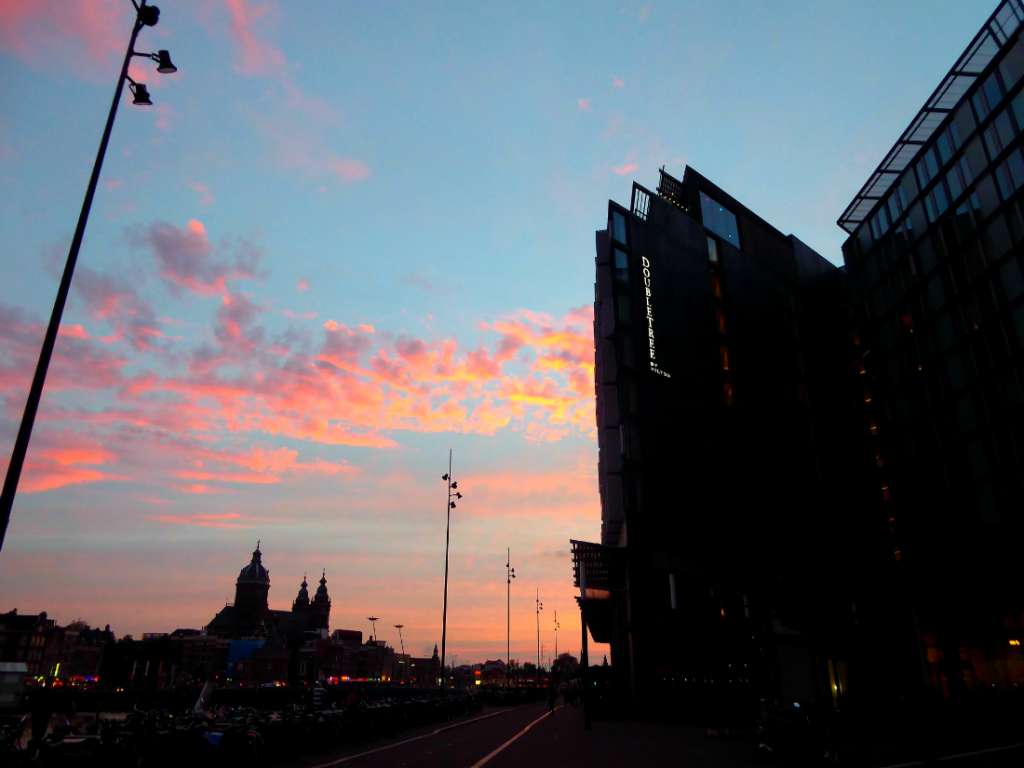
[641,255,671,378]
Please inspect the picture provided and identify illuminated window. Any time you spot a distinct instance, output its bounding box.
[720,345,730,371]
[711,274,723,299]
[716,308,727,334]
[707,236,719,263]
[724,380,735,406]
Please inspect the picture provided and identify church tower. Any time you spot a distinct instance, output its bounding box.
[310,570,331,631]
[234,542,270,631]
[292,574,310,613]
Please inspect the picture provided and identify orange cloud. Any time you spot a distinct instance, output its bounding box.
[612,161,639,176]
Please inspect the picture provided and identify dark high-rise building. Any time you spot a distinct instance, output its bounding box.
[837,0,1024,699]
[577,165,862,711]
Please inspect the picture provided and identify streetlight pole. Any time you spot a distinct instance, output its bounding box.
[0,0,177,553]
[535,589,543,674]
[440,450,462,689]
[506,547,515,687]
[554,610,560,661]
[394,624,405,684]
[368,616,379,642]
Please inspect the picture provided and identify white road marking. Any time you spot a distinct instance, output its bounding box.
[308,708,513,768]
[877,740,1024,768]
[467,706,563,768]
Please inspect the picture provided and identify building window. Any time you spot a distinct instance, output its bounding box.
[724,380,735,407]
[613,248,629,282]
[720,345,730,371]
[699,191,741,247]
[716,308,727,334]
[611,210,628,245]
[707,236,719,263]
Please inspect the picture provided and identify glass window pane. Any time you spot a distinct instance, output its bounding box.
[908,201,927,236]
[976,174,1001,218]
[925,148,940,180]
[996,163,1014,199]
[999,37,1024,90]
[973,90,990,121]
[1013,90,1024,133]
[1001,257,1024,300]
[901,168,919,202]
[984,72,1003,112]
[996,111,1015,150]
[1008,149,1024,190]
[953,101,976,146]
[707,236,719,263]
[947,165,964,201]
[937,131,953,164]
[614,247,629,272]
[985,125,1003,159]
[699,191,741,248]
[933,183,949,216]
[611,211,628,244]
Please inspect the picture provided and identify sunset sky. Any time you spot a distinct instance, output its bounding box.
[0,0,992,663]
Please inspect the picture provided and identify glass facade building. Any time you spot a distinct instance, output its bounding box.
[839,0,1024,698]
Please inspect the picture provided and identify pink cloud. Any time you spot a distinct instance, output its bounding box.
[224,0,286,76]
[0,0,124,76]
[296,278,310,292]
[150,512,246,528]
[326,157,371,182]
[577,98,591,111]
[612,161,639,176]
[19,434,119,494]
[134,219,261,297]
[612,76,625,88]
[189,181,215,207]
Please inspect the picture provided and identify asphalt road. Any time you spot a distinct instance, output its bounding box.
[290,703,551,768]
[289,702,1024,768]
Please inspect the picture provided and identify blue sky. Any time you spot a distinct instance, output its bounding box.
[0,0,995,662]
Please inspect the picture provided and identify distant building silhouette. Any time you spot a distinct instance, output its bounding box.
[205,543,331,641]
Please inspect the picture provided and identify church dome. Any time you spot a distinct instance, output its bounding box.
[237,542,270,585]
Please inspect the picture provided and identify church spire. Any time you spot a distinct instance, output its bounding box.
[292,573,310,611]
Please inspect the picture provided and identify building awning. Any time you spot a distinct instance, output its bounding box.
[837,0,1024,233]
[571,539,624,644]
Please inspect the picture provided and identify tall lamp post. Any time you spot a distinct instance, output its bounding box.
[440,450,462,689]
[554,610,561,661]
[368,616,380,642]
[0,0,178,552]
[394,624,405,684]
[506,548,515,687]
[535,589,543,674]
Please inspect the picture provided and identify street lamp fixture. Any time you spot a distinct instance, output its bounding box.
[127,78,152,106]
[368,616,380,642]
[0,0,178,552]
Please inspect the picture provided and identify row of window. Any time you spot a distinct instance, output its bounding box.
[860,35,1024,254]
